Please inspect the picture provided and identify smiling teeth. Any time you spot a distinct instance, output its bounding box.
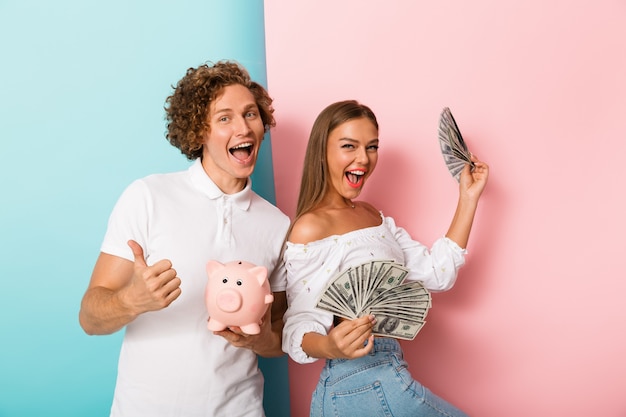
[346,170,365,185]
[231,143,252,150]
[229,142,253,157]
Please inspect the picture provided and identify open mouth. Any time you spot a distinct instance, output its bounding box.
[345,169,365,187]
[229,142,254,162]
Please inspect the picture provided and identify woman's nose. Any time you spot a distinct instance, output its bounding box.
[355,146,369,164]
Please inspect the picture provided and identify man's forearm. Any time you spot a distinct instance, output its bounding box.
[79,286,137,335]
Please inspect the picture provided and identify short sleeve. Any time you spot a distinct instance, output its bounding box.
[268,260,287,293]
[100,179,152,262]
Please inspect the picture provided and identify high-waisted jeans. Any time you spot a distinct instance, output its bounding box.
[310,338,469,417]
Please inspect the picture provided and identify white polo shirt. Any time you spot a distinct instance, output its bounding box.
[101,159,289,417]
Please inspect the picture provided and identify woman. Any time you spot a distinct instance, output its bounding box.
[282,100,489,416]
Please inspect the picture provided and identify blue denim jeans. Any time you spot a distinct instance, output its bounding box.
[310,338,469,417]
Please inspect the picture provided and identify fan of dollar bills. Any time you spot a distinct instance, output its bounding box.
[438,107,475,182]
[315,260,431,340]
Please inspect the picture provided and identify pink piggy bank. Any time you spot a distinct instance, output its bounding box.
[205,260,274,335]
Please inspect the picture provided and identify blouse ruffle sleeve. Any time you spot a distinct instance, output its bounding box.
[385,216,467,291]
[282,240,341,364]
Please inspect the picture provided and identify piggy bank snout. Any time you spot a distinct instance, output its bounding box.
[216,289,243,313]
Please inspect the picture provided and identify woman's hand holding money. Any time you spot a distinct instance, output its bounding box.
[302,315,376,360]
[328,315,376,359]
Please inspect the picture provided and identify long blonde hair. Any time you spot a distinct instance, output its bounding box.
[280,100,379,258]
[295,100,379,221]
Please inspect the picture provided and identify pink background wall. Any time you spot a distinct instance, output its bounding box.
[264,1,626,416]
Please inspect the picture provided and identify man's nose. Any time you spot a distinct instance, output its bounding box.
[235,116,252,136]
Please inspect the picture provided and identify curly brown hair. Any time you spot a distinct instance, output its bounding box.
[164,61,276,160]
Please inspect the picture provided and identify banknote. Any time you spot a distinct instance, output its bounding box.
[315,260,432,340]
[371,314,426,340]
[438,107,475,182]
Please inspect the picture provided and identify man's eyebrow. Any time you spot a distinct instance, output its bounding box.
[213,103,258,115]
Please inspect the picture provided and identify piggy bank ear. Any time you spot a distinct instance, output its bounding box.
[250,266,268,286]
[206,260,224,276]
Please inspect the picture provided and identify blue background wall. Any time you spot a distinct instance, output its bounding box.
[0,1,289,416]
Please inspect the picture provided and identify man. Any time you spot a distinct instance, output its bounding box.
[79,61,289,416]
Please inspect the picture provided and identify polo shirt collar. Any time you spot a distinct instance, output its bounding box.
[189,159,252,210]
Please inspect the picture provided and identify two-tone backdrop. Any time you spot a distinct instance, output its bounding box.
[2,1,625,417]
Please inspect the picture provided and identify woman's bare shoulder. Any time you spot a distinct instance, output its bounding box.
[288,211,332,244]
[357,201,380,216]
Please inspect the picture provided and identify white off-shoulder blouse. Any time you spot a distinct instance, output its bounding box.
[281,213,467,364]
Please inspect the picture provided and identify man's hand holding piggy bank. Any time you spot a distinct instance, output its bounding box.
[205,260,274,335]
